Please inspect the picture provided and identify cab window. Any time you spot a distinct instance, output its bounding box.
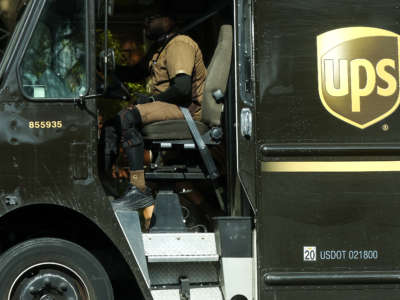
[19,0,87,99]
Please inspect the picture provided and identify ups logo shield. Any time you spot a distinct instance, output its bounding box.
[317,27,400,129]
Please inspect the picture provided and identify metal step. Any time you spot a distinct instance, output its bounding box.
[114,210,150,287]
[143,233,219,263]
[151,287,223,300]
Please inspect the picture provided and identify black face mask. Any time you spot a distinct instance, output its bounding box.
[144,15,166,41]
[145,25,166,41]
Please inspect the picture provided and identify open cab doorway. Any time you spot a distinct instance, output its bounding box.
[96,0,250,234]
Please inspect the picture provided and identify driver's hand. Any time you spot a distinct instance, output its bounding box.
[135,93,156,104]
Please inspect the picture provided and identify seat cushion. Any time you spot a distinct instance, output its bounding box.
[142,120,209,140]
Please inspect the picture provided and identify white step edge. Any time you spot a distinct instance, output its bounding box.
[151,287,223,300]
[143,233,218,258]
[148,254,219,263]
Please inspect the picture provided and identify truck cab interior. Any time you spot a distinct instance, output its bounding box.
[97,0,239,232]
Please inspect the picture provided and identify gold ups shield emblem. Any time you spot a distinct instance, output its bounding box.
[317,27,400,129]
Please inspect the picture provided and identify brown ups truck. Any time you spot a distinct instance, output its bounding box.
[1,0,400,299]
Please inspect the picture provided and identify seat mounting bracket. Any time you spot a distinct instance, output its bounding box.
[180,107,219,180]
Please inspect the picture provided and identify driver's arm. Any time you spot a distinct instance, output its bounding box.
[153,74,192,106]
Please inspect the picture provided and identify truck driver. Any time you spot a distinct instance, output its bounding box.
[107,11,207,228]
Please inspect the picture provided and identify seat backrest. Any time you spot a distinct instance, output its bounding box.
[201,25,233,127]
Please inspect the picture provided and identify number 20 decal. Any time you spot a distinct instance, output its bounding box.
[28,121,63,129]
[304,246,317,262]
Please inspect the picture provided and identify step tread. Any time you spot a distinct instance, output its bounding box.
[151,287,223,300]
[143,233,218,258]
[148,254,219,263]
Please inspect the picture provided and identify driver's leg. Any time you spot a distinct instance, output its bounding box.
[112,108,155,224]
[117,102,187,228]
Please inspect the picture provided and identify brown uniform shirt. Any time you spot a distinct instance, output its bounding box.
[148,34,207,114]
[136,35,206,124]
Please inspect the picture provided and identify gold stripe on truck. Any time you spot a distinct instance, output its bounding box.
[261,161,400,172]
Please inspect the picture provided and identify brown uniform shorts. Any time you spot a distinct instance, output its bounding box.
[136,101,201,125]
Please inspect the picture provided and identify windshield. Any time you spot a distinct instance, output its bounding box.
[0,0,33,83]
[19,0,88,99]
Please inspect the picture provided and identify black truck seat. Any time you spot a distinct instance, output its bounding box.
[142,120,209,140]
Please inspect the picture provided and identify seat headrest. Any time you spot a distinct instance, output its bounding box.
[201,25,233,127]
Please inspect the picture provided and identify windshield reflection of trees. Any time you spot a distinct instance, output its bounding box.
[20,1,86,98]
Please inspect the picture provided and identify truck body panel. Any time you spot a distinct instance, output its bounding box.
[253,0,400,298]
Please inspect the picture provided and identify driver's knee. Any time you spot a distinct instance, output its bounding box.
[118,107,143,130]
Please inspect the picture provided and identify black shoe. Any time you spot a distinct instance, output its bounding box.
[112,185,154,210]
